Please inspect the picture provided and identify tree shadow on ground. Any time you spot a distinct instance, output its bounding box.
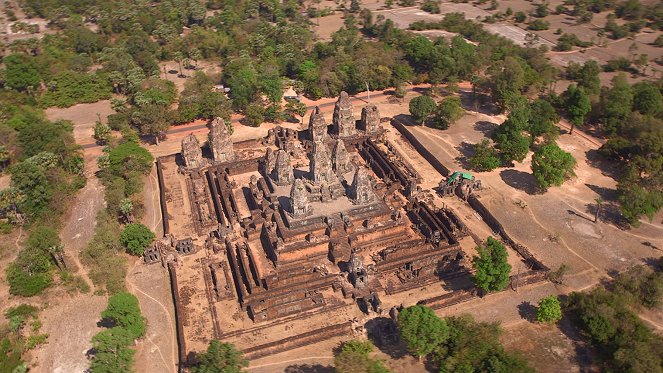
[454,141,474,169]
[584,201,631,230]
[96,318,115,328]
[557,308,601,371]
[643,256,663,270]
[393,113,418,126]
[499,169,540,195]
[365,317,407,359]
[579,123,606,140]
[284,364,334,373]
[585,149,621,179]
[585,184,617,201]
[473,121,498,137]
[441,272,474,291]
[423,356,440,373]
[458,91,500,115]
[517,301,537,323]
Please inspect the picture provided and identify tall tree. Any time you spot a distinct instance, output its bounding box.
[470,139,501,172]
[192,340,248,373]
[101,292,146,339]
[562,84,591,134]
[599,74,634,134]
[398,305,449,359]
[334,340,391,373]
[632,81,663,116]
[90,327,136,373]
[409,95,437,125]
[528,99,559,142]
[536,295,562,323]
[472,237,512,294]
[531,143,576,190]
[431,96,464,130]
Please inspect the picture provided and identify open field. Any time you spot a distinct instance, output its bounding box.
[370,1,663,73]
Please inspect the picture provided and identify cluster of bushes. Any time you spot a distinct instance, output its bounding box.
[0,103,88,297]
[7,227,61,296]
[564,262,663,371]
[527,19,550,30]
[38,71,112,108]
[82,139,155,294]
[334,340,391,373]
[398,305,532,371]
[408,95,465,129]
[468,94,576,192]
[1,304,49,372]
[595,76,663,224]
[108,73,233,140]
[190,340,248,372]
[89,293,146,372]
[554,33,593,51]
[421,0,441,14]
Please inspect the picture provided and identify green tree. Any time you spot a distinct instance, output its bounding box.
[618,183,663,226]
[536,295,562,323]
[192,340,248,373]
[494,130,530,164]
[531,143,576,191]
[284,100,307,123]
[4,54,42,92]
[225,60,259,111]
[101,292,146,339]
[106,141,153,180]
[431,96,464,130]
[334,340,391,373]
[340,340,374,355]
[434,315,533,373]
[470,139,501,172]
[562,84,591,134]
[528,99,559,142]
[178,72,232,124]
[10,161,53,216]
[94,121,112,145]
[409,95,437,125]
[90,327,136,373]
[394,83,407,102]
[472,237,512,294]
[568,60,600,95]
[119,223,155,256]
[599,74,634,134]
[244,104,265,127]
[632,81,663,116]
[130,103,173,142]
[397,305,449,359]
[6,263,53,297]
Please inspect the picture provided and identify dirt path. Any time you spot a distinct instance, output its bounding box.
[57,173,104,286]
[126,259,178,373]
[30,293,107,373]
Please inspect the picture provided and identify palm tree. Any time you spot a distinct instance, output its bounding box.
[594,197,603,223]
[173,51,184,77]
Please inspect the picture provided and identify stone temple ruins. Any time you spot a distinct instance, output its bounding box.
[148,92,549,367]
